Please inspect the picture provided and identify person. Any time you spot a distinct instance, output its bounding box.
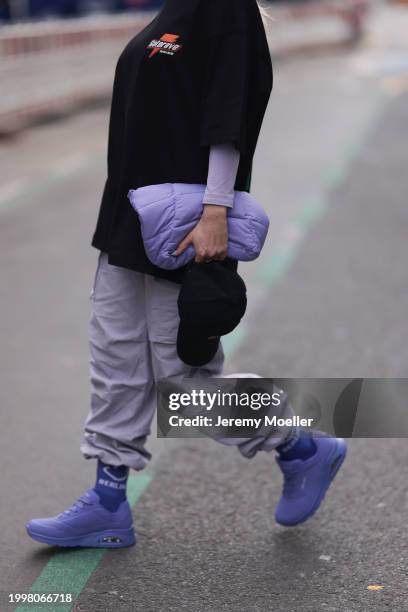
[26,0,347,549]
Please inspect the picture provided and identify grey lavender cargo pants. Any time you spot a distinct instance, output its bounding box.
[81,253,294,470]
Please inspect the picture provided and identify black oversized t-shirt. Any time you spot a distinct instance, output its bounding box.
[92,0,273,282]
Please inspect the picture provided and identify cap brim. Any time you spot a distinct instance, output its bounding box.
[177,323,220,367]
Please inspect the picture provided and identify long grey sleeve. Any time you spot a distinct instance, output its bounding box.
[203,143,241,208]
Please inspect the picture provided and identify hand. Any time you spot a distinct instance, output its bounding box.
[175,205,228,263]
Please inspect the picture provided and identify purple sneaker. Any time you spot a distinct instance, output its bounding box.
[26,489,136,548]
[275,437,347,526]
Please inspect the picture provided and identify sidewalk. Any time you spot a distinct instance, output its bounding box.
[0,1,367,134]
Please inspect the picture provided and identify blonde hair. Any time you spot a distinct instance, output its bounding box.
[257,2,271,29]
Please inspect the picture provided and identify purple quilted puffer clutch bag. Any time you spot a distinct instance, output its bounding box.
[128,183,269,271]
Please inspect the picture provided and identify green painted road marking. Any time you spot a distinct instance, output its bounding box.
[17,100,384,610]
[296,198,326,229]
[222,325,247,358]
[17,473,152,612]
[224,194,339,356]
[222,121,376,360]
[255,244,297,286]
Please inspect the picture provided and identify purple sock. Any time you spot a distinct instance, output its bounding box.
[94,460,129,512]
[276,434,316,461]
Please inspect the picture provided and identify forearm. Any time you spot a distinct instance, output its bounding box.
[203,143,240,209]
[176,144,238,261]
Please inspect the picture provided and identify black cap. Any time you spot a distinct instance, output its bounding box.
[177,262,247,367]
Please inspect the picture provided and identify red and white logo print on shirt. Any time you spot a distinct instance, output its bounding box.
[147,33,183,58]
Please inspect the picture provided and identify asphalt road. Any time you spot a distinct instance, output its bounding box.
[1,7,408,611]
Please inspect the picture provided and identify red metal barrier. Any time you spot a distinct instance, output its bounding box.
[0,2,369,134]
[0,14,152,58]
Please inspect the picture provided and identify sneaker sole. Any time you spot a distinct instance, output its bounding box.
[277,438,347,527]
[26,525,136,548]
